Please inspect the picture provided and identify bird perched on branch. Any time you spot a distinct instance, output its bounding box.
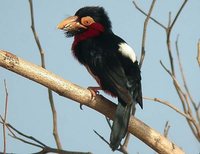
[57,6,143,151]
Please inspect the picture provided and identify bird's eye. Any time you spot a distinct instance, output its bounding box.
[81,16,95,26]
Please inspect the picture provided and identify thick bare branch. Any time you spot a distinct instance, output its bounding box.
[0,50,185,154]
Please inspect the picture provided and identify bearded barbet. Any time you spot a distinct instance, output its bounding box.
[57,6,143,151]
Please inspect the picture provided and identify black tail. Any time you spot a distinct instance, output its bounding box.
[110,98,136,151]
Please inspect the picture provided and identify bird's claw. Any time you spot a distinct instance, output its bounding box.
[80,87,100,110]
[80,104,84,110]
[87,86,101,100]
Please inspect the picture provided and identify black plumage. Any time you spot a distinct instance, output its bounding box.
[58,6,143,151]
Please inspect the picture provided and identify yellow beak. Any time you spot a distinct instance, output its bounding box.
[57,16,86,31]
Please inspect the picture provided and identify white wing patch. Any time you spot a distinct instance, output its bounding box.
[118,43,136,63]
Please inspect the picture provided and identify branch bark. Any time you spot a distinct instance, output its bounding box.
[0,50,185,154]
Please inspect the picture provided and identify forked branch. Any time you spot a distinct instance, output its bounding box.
[0,119,91,154]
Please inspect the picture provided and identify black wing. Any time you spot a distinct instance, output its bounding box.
[87,48,133,105]
[86,43,139,150]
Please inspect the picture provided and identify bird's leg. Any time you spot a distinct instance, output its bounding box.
[80,86,101,110]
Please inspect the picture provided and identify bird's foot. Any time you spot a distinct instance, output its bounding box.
[80,104,83,110]
[79,87,101,110]
[87,86,101,100]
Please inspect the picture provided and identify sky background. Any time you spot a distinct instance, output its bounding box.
[0,0,199,154]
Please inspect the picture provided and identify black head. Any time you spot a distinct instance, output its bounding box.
[75,6,112,30]
[57,6,112,37]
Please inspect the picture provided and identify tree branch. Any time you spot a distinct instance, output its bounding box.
[139,0,157,68]
[0,50,185,154]
[166,0,188,76]
[28,0,45,68]
[28,0,62,149]
[175,36,197,109]
[3,80,9,154]
[132,0,199,144]
[197,39,200,67]
[132,1,166,30]
[0,118,91,154]
[144,97,192,120]
[163,121,170,138]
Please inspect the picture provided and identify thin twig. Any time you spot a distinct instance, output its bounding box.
[167,12,172,29]
[48,89,62,149]
[166,0,188,76]
[197,39,200,67]
[28,0,62,149]
[161,58,200,140]
[132,1,166,30]
[159,60,195,128]
[170,0,188,32]
[139,0,157,68]
[29,0,45,68]
[93,129,129,154]
[160,61,186,96]
[0,116,16,137]
[7,123,47,147]
[33,147,92,154]
[3,80,8,154]
[175,37,195,117]
[1,116,44,148]
[175,36,197,110]
[144,97,192,120]
[93,130,110,146]
[197,103,200,124]
[105,117,112,129]
[9,133,44,149]
[0,119,91,154]
[163,121,170,138]
[164,0,200,141]
[166,11,175,76]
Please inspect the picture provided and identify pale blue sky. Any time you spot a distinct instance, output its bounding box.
[0,0,199,154]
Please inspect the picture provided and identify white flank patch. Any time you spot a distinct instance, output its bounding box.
[118,43,136,63]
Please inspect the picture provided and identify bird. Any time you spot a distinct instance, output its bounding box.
[57,6,143,151]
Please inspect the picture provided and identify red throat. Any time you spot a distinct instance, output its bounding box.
[72,23,104,50]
